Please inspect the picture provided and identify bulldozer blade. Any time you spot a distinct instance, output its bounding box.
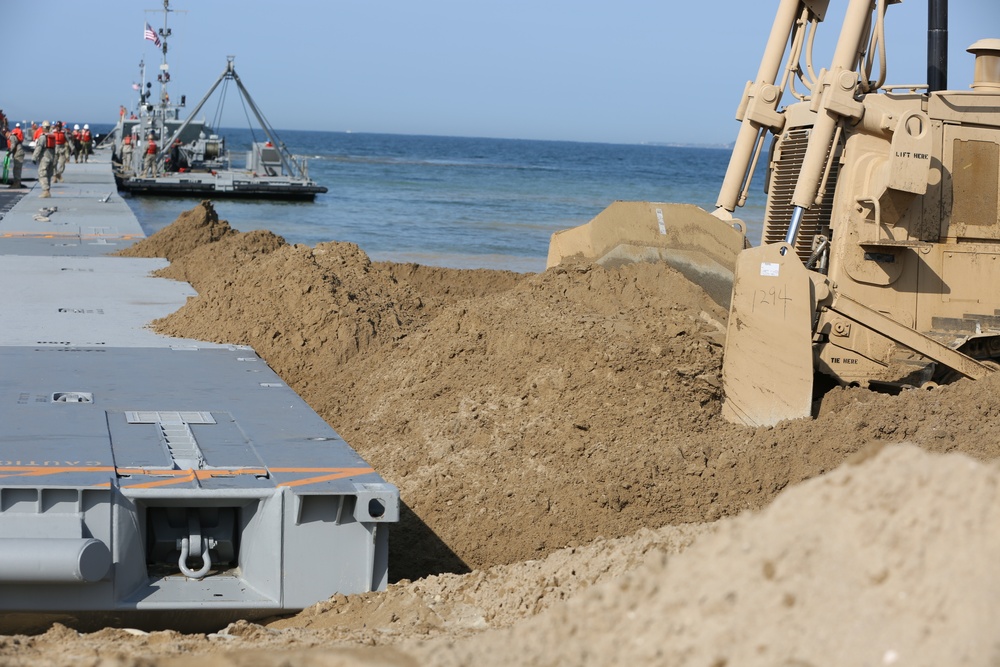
[546,201,747,309]
[721,243,815,426]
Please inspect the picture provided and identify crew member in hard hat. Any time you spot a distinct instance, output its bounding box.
[5,123,25,188]
[71,124,82,162]
[53,122,70,182]
[31,121,57,198]
[80,124,93,162]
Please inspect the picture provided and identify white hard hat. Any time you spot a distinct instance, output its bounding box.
[74,124,80,130]
[14,122,19,127]
[83,124,89,129]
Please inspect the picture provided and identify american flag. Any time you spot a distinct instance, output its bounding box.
[144,22,161,47]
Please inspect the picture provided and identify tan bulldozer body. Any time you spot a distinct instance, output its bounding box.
[547,0,1000,426]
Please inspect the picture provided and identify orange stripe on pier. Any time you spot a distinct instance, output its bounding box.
[0,466,115,478]
[0,465,375,489]
[275,467,374,488]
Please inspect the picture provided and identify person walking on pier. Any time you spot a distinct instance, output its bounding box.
[32,121,56,198]
[142,133,159,177]
[53,122,70,182]
[5,123,24,188]
[72,124,82,162]
[79,124,93,162]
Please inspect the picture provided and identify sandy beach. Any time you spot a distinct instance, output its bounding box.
[7,200,1000,666]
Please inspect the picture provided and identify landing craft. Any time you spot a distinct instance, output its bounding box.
[107,0,327,201]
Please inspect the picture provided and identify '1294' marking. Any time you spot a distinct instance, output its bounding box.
[752,285,793,319]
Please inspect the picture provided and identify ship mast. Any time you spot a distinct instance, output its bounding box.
[137,58,147,117]
[155,0,174,118]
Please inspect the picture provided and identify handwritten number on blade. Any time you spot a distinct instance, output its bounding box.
[751,285,793,319]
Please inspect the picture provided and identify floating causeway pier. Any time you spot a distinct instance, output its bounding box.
[0,148,398,631]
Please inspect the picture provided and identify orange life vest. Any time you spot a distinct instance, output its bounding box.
[81,129,92,142]
[11,128,23,142]
[44,133,56,149]
[53,130,67,145]
[146,140,157,155]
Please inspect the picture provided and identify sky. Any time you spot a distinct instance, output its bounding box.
[6,0,997,145]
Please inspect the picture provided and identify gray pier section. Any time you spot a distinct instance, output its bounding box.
[0,150,398,632]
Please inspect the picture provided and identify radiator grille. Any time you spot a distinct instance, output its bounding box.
[762,127,840,265]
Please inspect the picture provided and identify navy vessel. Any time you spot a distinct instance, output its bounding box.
[109,1,327,201]
[0,144,393,631]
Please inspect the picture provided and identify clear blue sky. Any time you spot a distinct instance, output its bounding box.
[7,1,997,145]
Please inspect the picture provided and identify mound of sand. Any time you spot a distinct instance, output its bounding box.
[411,443,1000,666]
[11,202,999,665]
[115,200,238,261]
[126,203,736,577]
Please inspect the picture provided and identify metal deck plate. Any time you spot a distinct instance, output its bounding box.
[0,148,398,630]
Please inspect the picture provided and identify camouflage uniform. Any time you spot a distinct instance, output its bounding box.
[142,136,159,177]
[80,126,93,162]
[120,134,136,174]
[53,124,70,182]
[32,124,56,197]
[72,126,82,162]
[5,128,24,188]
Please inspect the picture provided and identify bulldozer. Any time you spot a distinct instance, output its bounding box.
[547,0,1000,427]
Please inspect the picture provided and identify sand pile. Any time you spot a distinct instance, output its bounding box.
[124,203,735,578]
[10,202,1000,665]
[320,261,734,575]
[140,206,1000,578]
[154,239,419,394]
[115,200,237,261]
[411,443,1000,666]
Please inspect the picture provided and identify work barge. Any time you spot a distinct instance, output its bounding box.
[0,149,397,632]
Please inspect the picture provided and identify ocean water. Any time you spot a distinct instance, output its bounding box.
[118,129,767,273]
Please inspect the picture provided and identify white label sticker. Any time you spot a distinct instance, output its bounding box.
[760,262,780,277]
[655,208,666,235]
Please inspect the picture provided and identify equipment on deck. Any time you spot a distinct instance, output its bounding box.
[548,0,1000,427]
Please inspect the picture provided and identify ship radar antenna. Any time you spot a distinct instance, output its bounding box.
[146,0,186,121]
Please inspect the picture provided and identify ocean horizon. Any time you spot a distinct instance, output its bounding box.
[109,128,766,273]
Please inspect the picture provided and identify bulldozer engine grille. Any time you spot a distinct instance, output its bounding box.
[762,127,839,264]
